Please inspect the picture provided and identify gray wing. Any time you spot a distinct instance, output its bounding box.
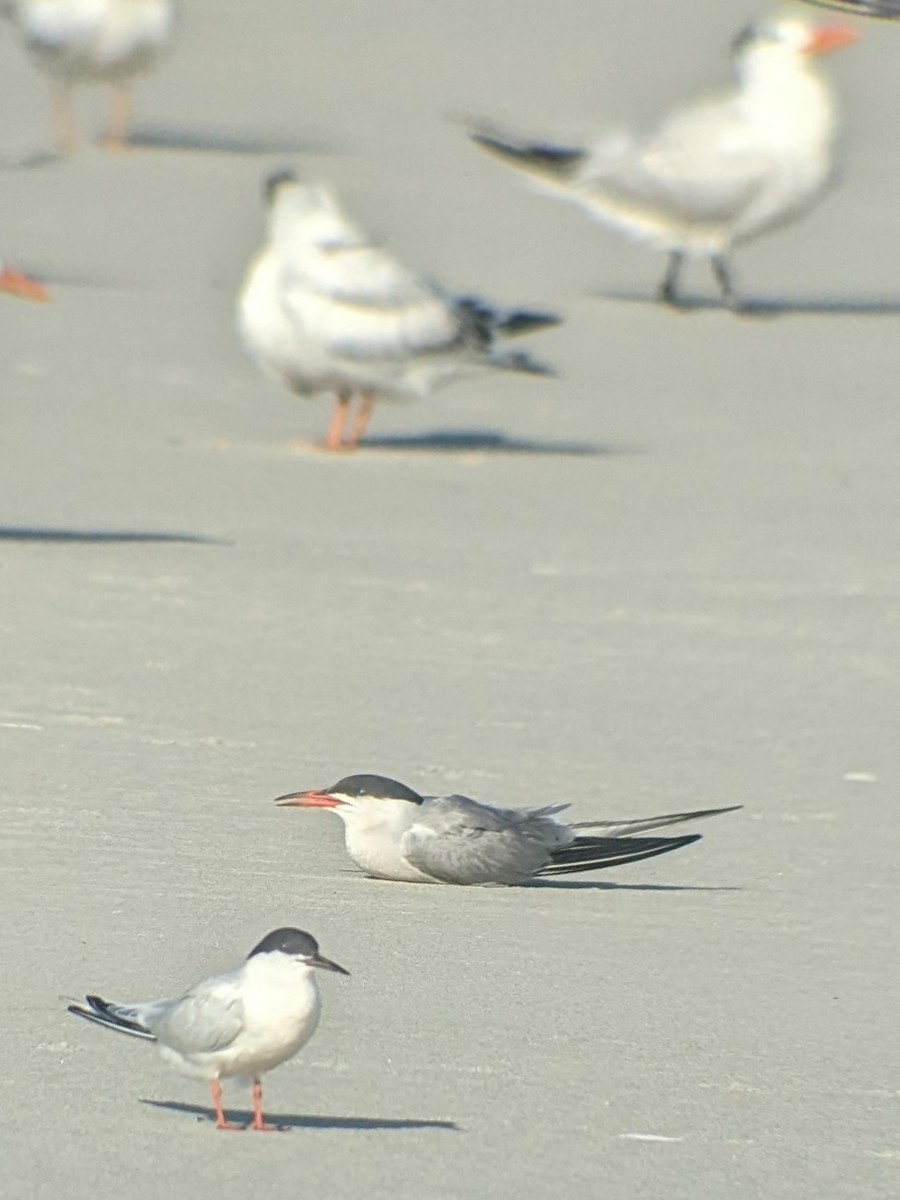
[279,217,462,363]
[577,99,774,227]
[149,975,245,1056]
[402,794,566,885]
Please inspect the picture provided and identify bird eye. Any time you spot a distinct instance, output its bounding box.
[357,788,369,797]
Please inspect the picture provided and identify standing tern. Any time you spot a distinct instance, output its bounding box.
[275,773,740,886]
[67,927,349,1131]
[10,0,175,153]
[470,16,859,310]
[238,171,560,451]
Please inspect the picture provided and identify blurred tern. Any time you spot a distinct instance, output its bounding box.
[275,773,739,886]
[68,927,348,1131]
[238,171,559,451]
[470,16,859,310]
[10,0,175,153]
[0,261,50,301]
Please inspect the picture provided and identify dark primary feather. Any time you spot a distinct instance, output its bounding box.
[67,995,156,1041]
[540,833,701,876]
[453,295,561,341]
[471,127,586,180]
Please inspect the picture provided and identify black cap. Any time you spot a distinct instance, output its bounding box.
[248,927,320,959]
[329,774,424,804]
[264,169,298,204]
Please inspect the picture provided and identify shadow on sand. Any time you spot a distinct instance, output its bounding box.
[1,125,341,169]
[0,526,228,545]
[140,1099,459,1132]
[355,429,633,457]
[128,123,342,157]
[598,288,900,318]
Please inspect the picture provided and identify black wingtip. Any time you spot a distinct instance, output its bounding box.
[496,309,562,337]
[543,833,702,877]
[68,995,153,1038]
[470,127,585,171]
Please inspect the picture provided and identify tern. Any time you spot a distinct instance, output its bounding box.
[275,773,740,886]
[238,171,560,451]
[67,927,349,1131]
[9,0,175,153]
[469,16,859,310]
[0,261,50,301]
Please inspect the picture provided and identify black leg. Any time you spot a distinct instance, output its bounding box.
[658,251,685,307]
[712,255,741,312]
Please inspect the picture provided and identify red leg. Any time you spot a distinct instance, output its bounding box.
[346,392,375,448]
[249,1080,281,1132]
[210,1080,240,1130]
[105,85,132,152]
[324,392,350,450]
[52,84,77,156]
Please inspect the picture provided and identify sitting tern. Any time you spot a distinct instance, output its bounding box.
[67,927,348,1131]
[275,773,740,886]
[238,171,560,451]
[470,16,859,310]
[10,0,175,153]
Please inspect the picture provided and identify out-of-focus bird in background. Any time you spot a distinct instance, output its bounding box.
[470,16,859,311]
[238,171,560,452]
[7,0,175,154]
[0,260,50,300]
[67,927,349,1131]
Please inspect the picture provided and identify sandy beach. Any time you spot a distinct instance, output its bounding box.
[1,2,899,1197]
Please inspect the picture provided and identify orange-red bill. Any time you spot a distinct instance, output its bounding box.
[274,789,341,808]
[0,266,51,303]
[806,23,862,54]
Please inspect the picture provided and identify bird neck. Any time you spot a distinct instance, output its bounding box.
[738,51,835,141]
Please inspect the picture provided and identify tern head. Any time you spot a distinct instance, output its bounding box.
[732,16,859,62]
[261,170,354,246]
[275,774,425,816]
[248,927,349,975]
[264,168,299,205]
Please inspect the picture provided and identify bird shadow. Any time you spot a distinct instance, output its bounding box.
[522,879,742,892]
[140,1099,459,1132]
[598,288,900,318]
[356,429,632,457]
[0,127,344,169]
[127,123,345,158]
[0,526,229,545]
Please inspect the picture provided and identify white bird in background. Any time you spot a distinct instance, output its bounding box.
[238,171,560,452]
[275,773,740,887]
[470,16,859,310]
[0,260,50,301]
[10,0,175,153]
[68,927,349,1131]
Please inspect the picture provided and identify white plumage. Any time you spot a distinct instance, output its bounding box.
[238,173,559,450]
[471,16,859,309]
[12,0,175,152]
